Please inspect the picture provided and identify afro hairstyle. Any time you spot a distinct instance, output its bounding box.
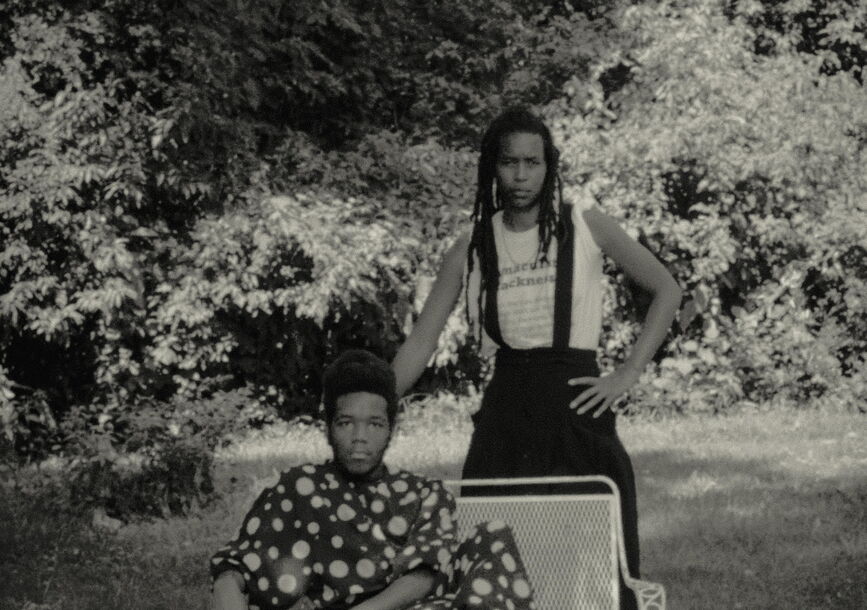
[321,349,398,427]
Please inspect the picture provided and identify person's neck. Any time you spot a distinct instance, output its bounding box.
[503,204,539,232]
[334,460,387,484]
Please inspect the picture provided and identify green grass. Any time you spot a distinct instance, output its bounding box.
[632,410,866,609]
[2,409,865,609]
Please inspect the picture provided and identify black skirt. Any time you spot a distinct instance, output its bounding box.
[461,347,640,580]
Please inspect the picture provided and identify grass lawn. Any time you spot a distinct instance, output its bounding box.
[2,408,865,609]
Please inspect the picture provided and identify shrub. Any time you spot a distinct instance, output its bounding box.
[61,387,261,519]
[547,0,866,413]
[2,0,865,455]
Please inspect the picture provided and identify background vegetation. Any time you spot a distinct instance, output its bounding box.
[0,0,864,531]
[0,1,865,607]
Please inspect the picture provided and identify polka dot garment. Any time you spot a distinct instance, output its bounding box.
[211,461,536,609]
[405,520,537,610]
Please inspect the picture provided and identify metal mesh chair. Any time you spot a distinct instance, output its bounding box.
[445,476,665,610]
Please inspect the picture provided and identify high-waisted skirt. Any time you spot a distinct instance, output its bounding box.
[461,347,640,580]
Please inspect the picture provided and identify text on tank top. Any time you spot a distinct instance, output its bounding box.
[474,199,604,352]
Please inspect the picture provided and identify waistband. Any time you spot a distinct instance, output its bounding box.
[488,347,614,434]
[494,347,598,368]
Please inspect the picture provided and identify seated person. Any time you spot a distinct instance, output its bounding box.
[210,349,536,610]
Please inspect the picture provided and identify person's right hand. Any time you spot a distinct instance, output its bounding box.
[568,366,640,418]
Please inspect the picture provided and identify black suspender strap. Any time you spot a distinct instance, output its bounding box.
[552,204,575,349]
[482,216,508,349]
[484,207,575,350]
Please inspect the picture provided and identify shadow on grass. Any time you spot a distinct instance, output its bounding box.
[196,420,866,610]
[632,447,866,610]
[3,413,864,609]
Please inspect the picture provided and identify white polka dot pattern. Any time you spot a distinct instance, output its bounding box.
[277,574,296,593]
[328,559,349,578]
[295,477,314,496]
[209,463,535,610]
[291,540,310,560]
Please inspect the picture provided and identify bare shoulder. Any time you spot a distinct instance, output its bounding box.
[579,205,629,250]
[451,228,472,252]
[442,228,472,266]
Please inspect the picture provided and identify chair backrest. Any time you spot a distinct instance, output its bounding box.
[446,476,623,610]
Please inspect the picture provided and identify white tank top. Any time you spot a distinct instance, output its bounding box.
[467,192,604,356]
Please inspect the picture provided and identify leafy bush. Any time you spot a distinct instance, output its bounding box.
[144,190,422,415]
[61,387,262,519]
[548,0,866,413]
[397,390,481,436]
[1,0,865,458]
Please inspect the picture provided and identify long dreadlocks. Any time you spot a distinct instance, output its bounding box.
[465,107,566,341]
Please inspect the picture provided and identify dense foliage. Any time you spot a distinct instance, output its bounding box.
[553,0,867,413]
[1,0,865,513]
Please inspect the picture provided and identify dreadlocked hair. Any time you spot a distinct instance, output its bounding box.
[464,106,566,341]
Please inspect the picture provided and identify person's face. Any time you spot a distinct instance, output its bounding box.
[495,131,547,211]
[329,392,391,477]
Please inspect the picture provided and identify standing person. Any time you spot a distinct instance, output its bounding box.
[391,107,682,605]
[210,349,537,610]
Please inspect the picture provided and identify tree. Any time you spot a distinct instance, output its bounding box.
[547,0,866,411]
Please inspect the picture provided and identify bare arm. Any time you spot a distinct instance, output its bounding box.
[586,207,682,373]
[570,207,682,415]
[392,231,471,395]
[351,568,437,610]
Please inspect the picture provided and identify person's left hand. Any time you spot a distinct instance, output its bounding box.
[568,367,641,418]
